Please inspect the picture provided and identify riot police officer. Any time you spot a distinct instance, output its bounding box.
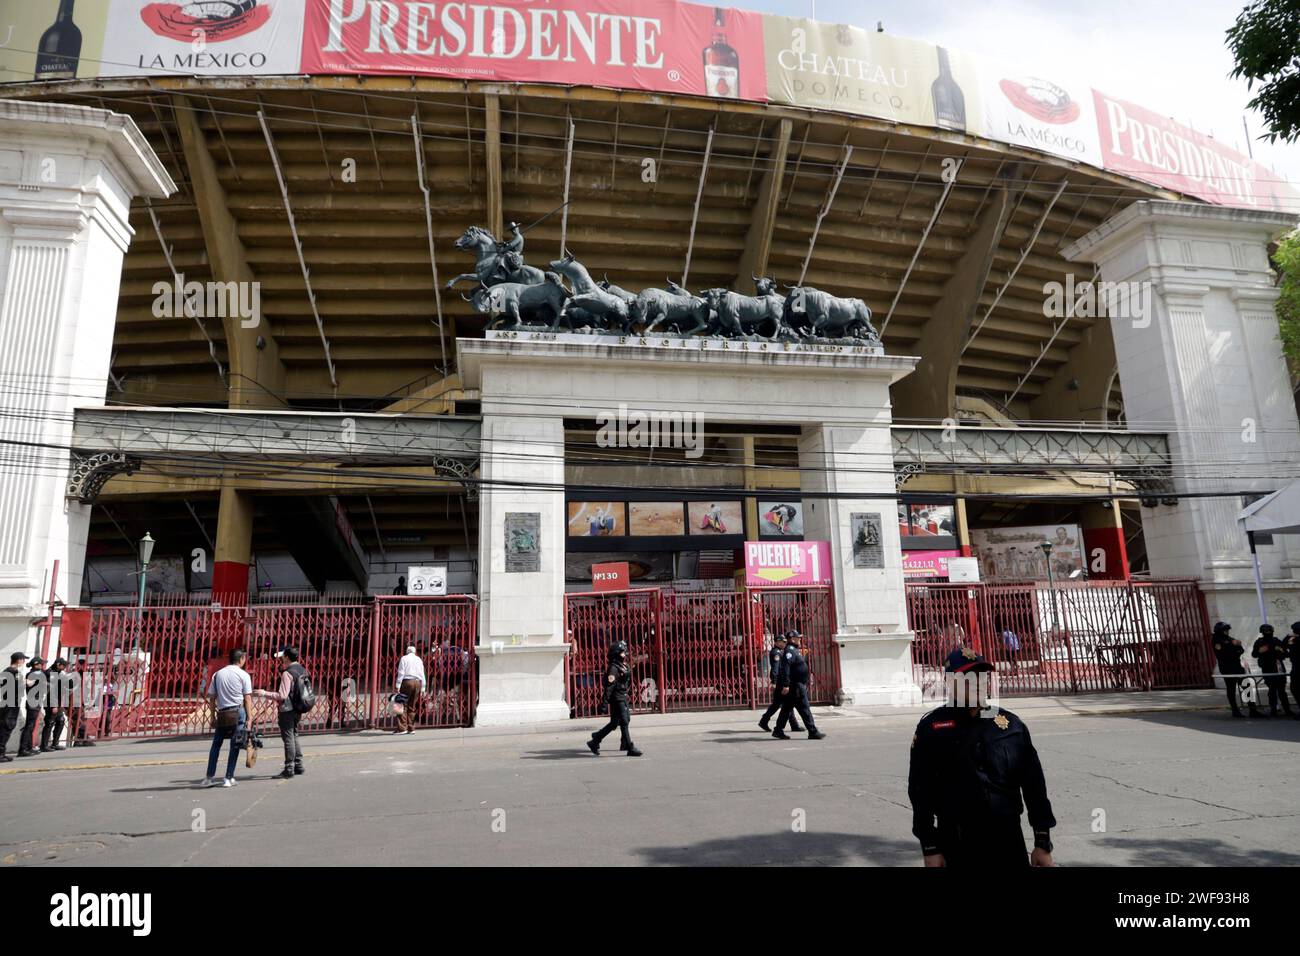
[587,640,642,757]
[908,647,1056,868]
[1286,622,1300,713]
[772,630,826,740]
[758,632,802,733]
[1212,622,1257,718]
[1253,624,1294,718]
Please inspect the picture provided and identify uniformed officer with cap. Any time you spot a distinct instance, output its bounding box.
[1253,624,1294,718]
[1211,622,1257,718]
[908,646,1056,868]
[772,630,826,741]
[758,632,803,733]
[1285,622,1300,713]
[587,639,642,757]
[16,656,46,757]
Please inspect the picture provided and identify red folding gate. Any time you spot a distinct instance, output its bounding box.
[564,586,838,719]
[906,579,1214,698]
[53,597,477,740]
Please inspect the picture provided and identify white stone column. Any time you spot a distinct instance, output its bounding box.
[473,413,570,725]
[0,99,174,663]
[1062,201,1300,628]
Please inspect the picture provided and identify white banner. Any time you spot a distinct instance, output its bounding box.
[976,56,1102,169]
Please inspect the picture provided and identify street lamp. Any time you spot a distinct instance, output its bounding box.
[1039,539,1060,632]
[137,532,155,613]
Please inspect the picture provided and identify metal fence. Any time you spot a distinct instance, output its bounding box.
[905,579,1213,698]
[565,586,838,718]
[50,596,478,741]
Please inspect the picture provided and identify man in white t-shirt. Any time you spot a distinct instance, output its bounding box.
[201,648,254,788]
[394,646,426,735]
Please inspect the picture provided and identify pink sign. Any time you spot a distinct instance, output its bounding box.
[303,0,768,102]
[744,540,831,587]
[902,549,961,579]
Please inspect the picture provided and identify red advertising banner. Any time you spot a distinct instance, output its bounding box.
[902,548,961,579]
[302,0,767,101]
[744,540,831,587]
[591,561,630,591]
[1094,89,1294,212]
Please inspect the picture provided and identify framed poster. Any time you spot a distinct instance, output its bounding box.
[406,566,447,595]
[688,501,743,536]
[567,502,625,537]
[628,502,685,536]
[851,512,884,569]
[505,513,540,573]
[758,500,803,537]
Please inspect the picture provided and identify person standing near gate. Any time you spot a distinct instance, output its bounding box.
[1212,622,1257,718]
[253,646,309,779]
[1253,624,1294,718]
[394,645,425,735]
[908,647,1056,868]
[1285,622,1300,714]
[772,631,826,741]
[758,633,802,734]
[16,656,46,757]
[586,639,642,757]
[200,648,254,788]
[0,652,28,762]
[40,658,70,751]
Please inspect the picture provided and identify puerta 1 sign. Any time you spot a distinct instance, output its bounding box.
[744,540,831,587]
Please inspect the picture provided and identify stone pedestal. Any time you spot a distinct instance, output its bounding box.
[0,100,173,664]
[460,331,920,723]
[1063,201,1300,630]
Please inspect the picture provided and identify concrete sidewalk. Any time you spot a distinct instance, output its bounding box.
[0,688,1224,774]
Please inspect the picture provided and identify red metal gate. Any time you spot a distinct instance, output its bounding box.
[564,585,837,718]
[906,579,1213,698]
[56,597,477,740]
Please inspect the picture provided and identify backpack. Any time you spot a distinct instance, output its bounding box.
[289,664,317,714]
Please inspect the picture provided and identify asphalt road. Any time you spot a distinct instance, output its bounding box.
[3,698,1299,867]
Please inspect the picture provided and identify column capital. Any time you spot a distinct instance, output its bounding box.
[1,205,88,242]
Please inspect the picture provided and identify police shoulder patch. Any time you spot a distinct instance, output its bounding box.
[993,713,1010,730]
[961,646,977,659]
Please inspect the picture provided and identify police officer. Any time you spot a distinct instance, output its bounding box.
[772,630,826,741]
[908,647,1056,868]
[1286,622,1300,714]
[1212,622,1258,718]
[0,652,28,762]
[40,658,70,752]
[758,632,802,734]
[587,640,642,757]
[16,656,46,757]
[1253,624,1294,718]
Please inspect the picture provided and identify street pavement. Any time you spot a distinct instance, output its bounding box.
[3,689,1298,867]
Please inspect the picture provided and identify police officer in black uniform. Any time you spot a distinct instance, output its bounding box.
[772,630,826,741]
[1253,624,1294,718]
[1212,622,1258,718]
[16,656,46,757]
[908,647,1056,868]
[587,639,642,757]
[758,632,802,733]
[1285,622,1300,714]
[0,652,28,762]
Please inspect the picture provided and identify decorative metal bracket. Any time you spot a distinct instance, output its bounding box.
[895,462,925,492]
[1129,466,1177,508]
[66,451,141,504]
[433,456,480,502]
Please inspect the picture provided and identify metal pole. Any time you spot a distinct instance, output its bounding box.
[797,144,853,287]
[1248,531,1269,625]
[411,113,447,376]
[681,124,716,288]
[559,115,575,256]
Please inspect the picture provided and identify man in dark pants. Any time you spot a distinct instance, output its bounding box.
[772,631,826,741]
[16,656,46,757]
[253,646,307,779]
[0,652,27,762]
[1286,622,1300,714]
[908,647,1056,868]
[40,658,70,751]
[758,632,802,733]
[1252,624,1293,717]
[587,640,642,757]
[1212,622,1258,718]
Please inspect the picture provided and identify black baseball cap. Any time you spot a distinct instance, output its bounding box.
[944,646,994,674]
[10,652,28,665]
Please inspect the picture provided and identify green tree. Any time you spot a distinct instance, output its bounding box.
[1274,232,1300,372]
[1226,0,1300,143]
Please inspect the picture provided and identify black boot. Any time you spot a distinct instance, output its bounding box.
[758,719,770,732]
[1249,705,1266,718]
[807,730,826,740]
[772,730,790,740]
[587,737,600,756]
[626,744,642,757]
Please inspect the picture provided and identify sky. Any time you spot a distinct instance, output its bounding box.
[741,0,1300,184]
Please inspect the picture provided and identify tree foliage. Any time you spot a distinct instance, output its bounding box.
[1226,0,1300,143]
[1274,232,1300,369]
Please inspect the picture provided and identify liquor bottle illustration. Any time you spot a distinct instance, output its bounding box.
[34,0,82,80]
[931,46,966,130]
[702,7,739,99]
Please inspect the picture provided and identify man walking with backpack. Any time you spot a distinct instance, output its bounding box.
[254,646,314,779]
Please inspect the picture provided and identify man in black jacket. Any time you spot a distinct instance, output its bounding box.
[1285,622,1300,714]
[1254,624,1294,718]
[772,631,825,741]
[758,633,802,733]
[1212,622,1257,718]
[587,640,642,757]
[908,647,1055,868]
[16,656,46,757]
